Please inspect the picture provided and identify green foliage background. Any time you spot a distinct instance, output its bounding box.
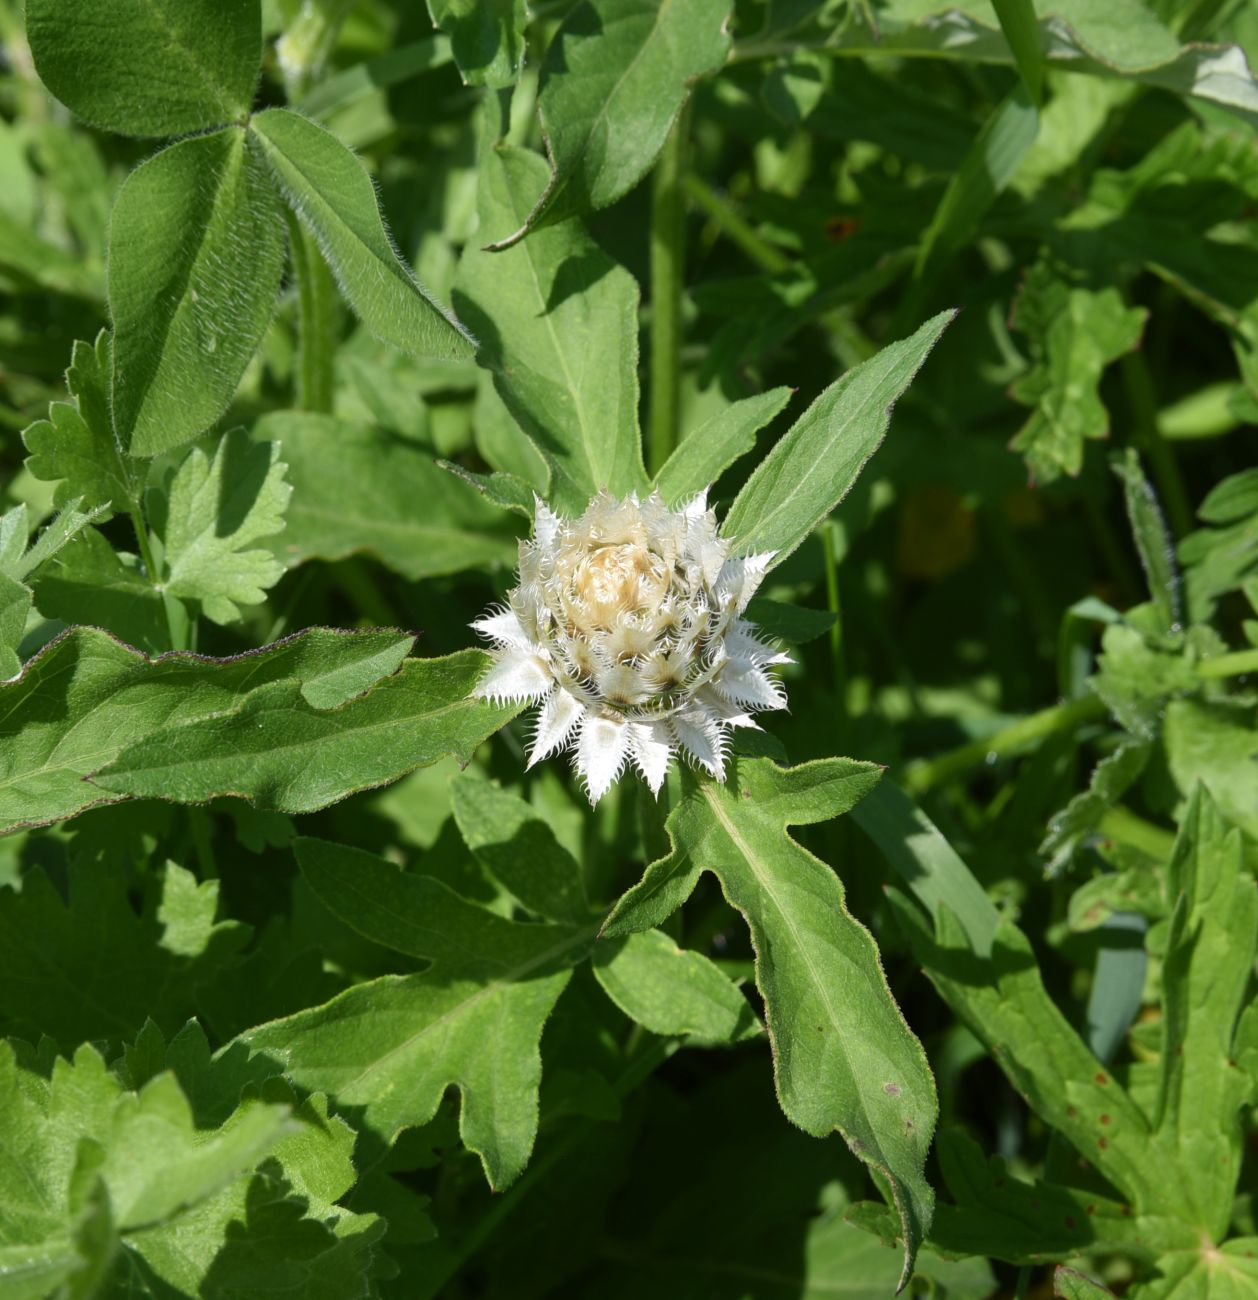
[1,0,1257,1296]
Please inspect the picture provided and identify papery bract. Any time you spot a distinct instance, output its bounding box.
[471,490,788,802]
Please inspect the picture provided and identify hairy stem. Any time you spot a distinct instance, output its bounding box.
[1122,351,1194,541]
[648,107,690,476]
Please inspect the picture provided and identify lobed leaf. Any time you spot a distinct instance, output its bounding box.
[25,0,261,138]
[248,108,476,361]
[153,430,291,625]
[722,311,954,564]
[602,757,936,1286]
[22,331,137,520]
[455,143,649,514]
[238,837,596,1188]
[0,626,414,833]
[489,0,733,247]
[91,651,522,814]
[109,130,285,457]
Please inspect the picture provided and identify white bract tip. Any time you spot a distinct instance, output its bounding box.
[470,489,789,804]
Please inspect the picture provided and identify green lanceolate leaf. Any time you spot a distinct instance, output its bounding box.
[247,108,476,360]
[0,626,413,832]
[602,758,936,1286]
[653,387,794,507]
[592,928,762,1045]
[1151,787,1257,1240]
[22,331,138,520]
[239,837,595,1188]
[426,0,527,88]
[91,651,522,814]
[1010,265,1146,484]
[450,772,591,924]
[24,0,261,138]
[109,129,285,457]
[0,859,246,1046]
[489,0,733,248]
[152,429,291,625]
[722,311,954,564]
[455,143,649,514]
[255,411,516,581]
[1113,449,1181,635]
[990,0,1044,105]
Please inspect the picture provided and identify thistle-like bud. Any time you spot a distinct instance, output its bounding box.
[471,490,789,803]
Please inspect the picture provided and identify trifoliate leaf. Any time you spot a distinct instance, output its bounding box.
[21,331,138,520]
[1010,263,1146,484]
[0,859,247,1047]
[0,625,414,833]
[237,837,596,1189]
[152,429,291,625]
[602,758,936,1287]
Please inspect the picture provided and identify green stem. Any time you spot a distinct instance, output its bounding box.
[821,524,847,728]
[903,695,1106,795]
[1098,804,1176,860]
[904,646,1258,793]
[682,173,792,275]
[129,506,188,651]
[284,208,336,414]
[1197,647,1258,679]
[189,808,218,879]
[1121,352,1194,541]
[648,107,689,477]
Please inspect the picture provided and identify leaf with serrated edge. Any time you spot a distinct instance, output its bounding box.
[722,312,954,565]
[22,331,137,519]
[490,0,733,247]
[91,651,521,814]
[236,837,595,1188]
[0,626,413,833]
[156,430,291,624]
[602,757,934,1286]
[248,108,475,360]
[454,144,648,514]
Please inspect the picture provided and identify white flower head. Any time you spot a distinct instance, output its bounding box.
[471,489,790,804]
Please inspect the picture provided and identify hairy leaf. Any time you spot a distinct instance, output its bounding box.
[722,311,953,564]
[91,651,521,814]
[25,0,261,137]
[1010,265,1146,484]
[239,838,595,1187]
[0,626,414,832]
[603,758,935,1285]
[109,130,285,458]
[454,143,649,514]
[490,0,733,246]
[248,108,475,360]
[255,412,515,580]
[153,429,291,625]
